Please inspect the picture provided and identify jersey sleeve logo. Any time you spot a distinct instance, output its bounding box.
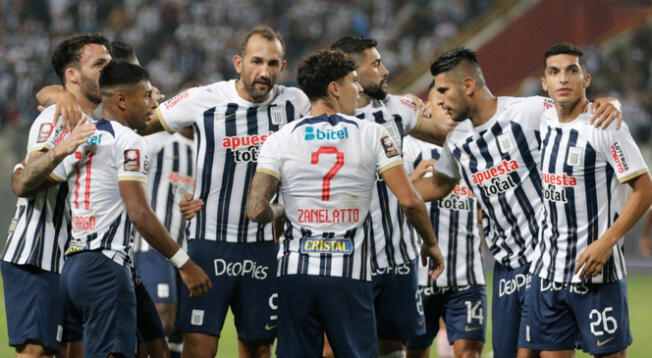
[610,142,629,174]
[124,149,141,171]
[163,91,190,110]
[543,98,554,109]
[37,123,54,143]
[381,135,400,158]
[399,98,418,112]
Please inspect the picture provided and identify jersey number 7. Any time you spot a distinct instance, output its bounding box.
[310,146,344,201]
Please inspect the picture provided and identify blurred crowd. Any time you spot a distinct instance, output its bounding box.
[0,0,492,127]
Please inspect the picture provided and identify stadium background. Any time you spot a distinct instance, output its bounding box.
[0,0,650,356]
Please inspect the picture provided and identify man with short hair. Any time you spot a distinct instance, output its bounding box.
[16,60,212,358]
[414,48,622,358]
[2,32,111,358]
[246,48,444,358]
[331,35,451,357]
[144,26,310,358]
[525,42,651,358]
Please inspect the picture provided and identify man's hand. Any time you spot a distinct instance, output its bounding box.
[179,193,203,219]
[574,237,615,279]
[590,97,623,129]
[54,90,83,129]
[420,242,445,280]
[409,159,435,182]
[53,120,96,159]
[178,259,212,297]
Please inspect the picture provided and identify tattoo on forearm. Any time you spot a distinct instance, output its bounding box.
[246,174,280,224]
[20,150,61,191]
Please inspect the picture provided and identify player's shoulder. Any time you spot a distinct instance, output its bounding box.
[446,119,474,143]
[30,105,58,129]
[386,94,419,114]
[274,85,308,101]
[503,95,554,114]
[106,120,144,145]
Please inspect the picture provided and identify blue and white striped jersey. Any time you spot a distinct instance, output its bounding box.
[435,96,552,269]
[355,95,420,269]
[403,136,484,287]
[532,106,648,284]
[134,132,195,252]
[257,114,404,281]
[157,80,310,243]
[49,119,148,266]
[2,105,69,273]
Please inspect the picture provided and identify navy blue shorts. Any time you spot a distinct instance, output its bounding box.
[61,252,137,358]
[135,250,178,304]
[407,285,487,350]
[177,240,278,341]
[372,259,425,340]
[491,263,531,357]
[524,275,632,355]
[1,261,63,352]
[135,279,166,344]
[277,275,376,358]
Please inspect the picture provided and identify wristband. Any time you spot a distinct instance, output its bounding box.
[13,163,25,173]
[169,248,190,268]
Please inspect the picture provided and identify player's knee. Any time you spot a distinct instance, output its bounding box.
[239,338,274,358]
[453,339,483,358]
[155,303,177,336]
[594,351,626,358]
[378,339,407,355]
[15,341,52,357]
[182,333,218,358]
[379,350,407,358]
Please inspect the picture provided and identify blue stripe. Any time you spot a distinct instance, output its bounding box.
[215,104,238,241]
[163,142,180,231]
[292,114,359,131]
[284,100,295,125]
[583,143,599,281]
[465,197,476,285]
[95,119,115,137]
[365,213,379,270]
[237,107,260,243]
[195,107,218,239]
[546,128,563,278]
[150,149,165,211]
[562,130,579,282]
[375,181,396,266]
[534,126,554,275]
[447,208,459,286]
[49,184,68,271]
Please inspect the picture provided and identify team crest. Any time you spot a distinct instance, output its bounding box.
[566,147,583,166]
[123,149,141,171]
[270,106,287,125]
[497,132,515,154]
[37,123,54,143]
[381,135,399,158]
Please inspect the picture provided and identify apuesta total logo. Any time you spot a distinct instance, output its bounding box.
[304,126,349,141]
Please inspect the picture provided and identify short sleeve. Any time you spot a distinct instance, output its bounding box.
[367,123,404,175]
[433,140,461,179]
[116,131,149,183]
[156,86,208,133]
[393,96,420,134]
[256,131,283,179]
[595,123,648,183]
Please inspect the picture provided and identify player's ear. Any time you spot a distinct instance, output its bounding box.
[540,76,548,93]
[65,66,79,85]
[583,72,591,89]
[462,77,475,96]
[115,91,127,110]
[233,54,243,74]
[280,59,288,73]
[328,80,340,99]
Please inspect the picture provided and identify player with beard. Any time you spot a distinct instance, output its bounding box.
[330,36,452,358]
[142,27,310,358]
[3,33,111,358]
[414,48,622,358]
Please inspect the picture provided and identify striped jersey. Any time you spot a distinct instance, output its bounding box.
[48,119,149,266]
[2,105,69,273]
[403,136,484,287]
[257,114,404,281]
[532,106,648,283]
[157,80,310,243]
[355,95,420,269]
[133,132,195,252]
[435,96,552,269]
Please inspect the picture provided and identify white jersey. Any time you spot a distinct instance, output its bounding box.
[355,95,420,269]
[48,119,149,265]
[532,106,648,284]
[403,136,484,287]
[134,132,195,252]
[2,105,69,273]
[157,80,310,243]
[435,96,552,269]
[257,113,404,281]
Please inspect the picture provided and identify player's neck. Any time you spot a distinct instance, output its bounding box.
[555,97,588,123]
[309,99,339,117]
[470,93,497,127]
[100,104,128,127]
[357,93,373,108]
[66,87,98,116]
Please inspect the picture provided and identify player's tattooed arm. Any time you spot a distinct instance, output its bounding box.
[36,85,82,128]
[14,120,96,197]
[412,171,458,202]
[575,172,652,279]
[246,172,284,224]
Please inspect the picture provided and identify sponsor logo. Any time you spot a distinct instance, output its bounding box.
[270,106,286,125]
[436,194,472,211]
[213,259,269,280]
[164,91,190,110]
[86,133,103,145]
[567,146,583,166]
[498,273,531,297]
[542,172,577,186]
[221,132,273,151]
[37,123,54,143]
[191,309,204,326]
[471,160,520,185]
[450,185,475,197]
[304,126,349,141]
[8,218,17,235]
[543,98,554,109]
[264,323,277,331]
[400,98,417,112]
[481,176,517,196]
[543,185,568,203]
[372,262,412,276]
[123,149,141,171]
[57,325,63,342]
[300,238,353,255]
[72,216,96,231]
[167,172,195,187]
[596,337,615,347]
[381,135,399,158]
[464,326,482,332]
[297,208,359,224]
[610,142,629,174]
[157,283,170,298]
[540,279,588,294]
[497,132,515,153]
[53,127,70,146]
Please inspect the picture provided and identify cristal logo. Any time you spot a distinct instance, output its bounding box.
[304,126,349,141]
